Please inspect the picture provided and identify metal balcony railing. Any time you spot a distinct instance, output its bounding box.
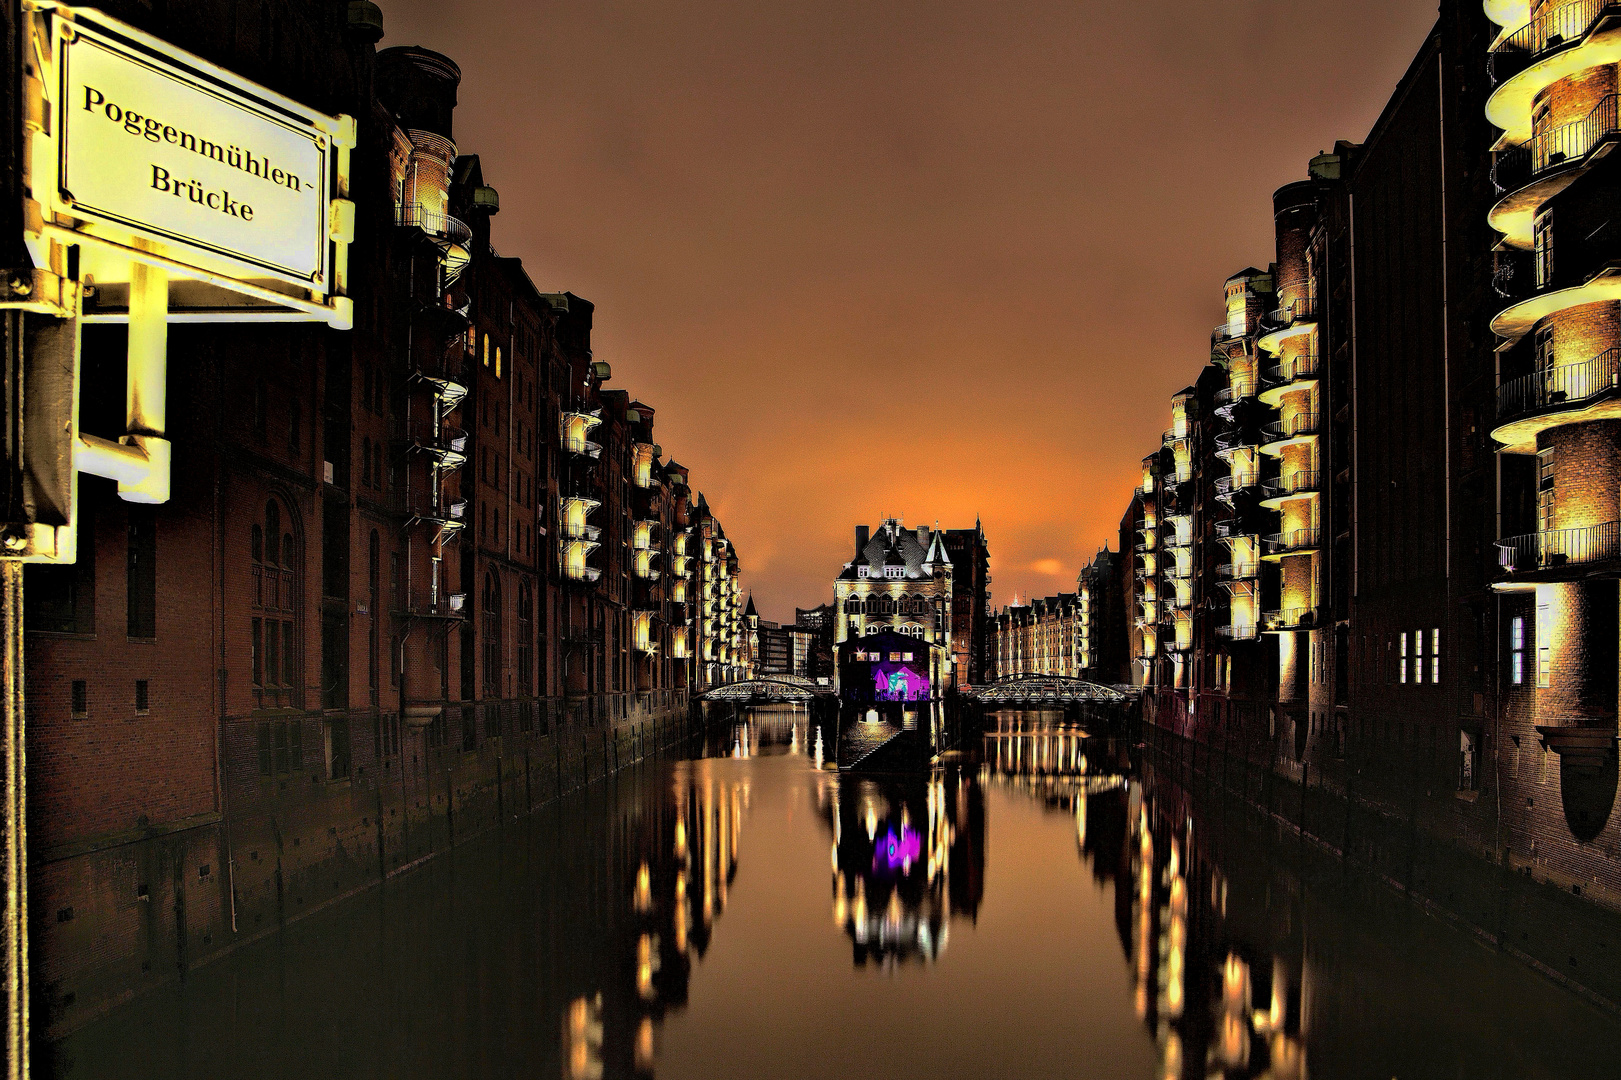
[1217,562,1259,580]
[1212,321,1248,346]
[1215,383,1256,406]
[1495,94,1621,196]
[561,522,600,542]
[395,204,472,248]
[1214,474,1257,496]
[1215,429,1258,454]
[1264,528,1322,555]
[1263,353,1320,385]
[562,434,603,459]
[1263,607,1323,631]
[1497,521,1621,572]
[1261,414,1319,443]
[1214,519,1255,541]
[1498,349,1621,421]
[1216,624,1260,640]
[1490,1,1621,86]
[1262,292,1317,329]
[1260,470,1321,500]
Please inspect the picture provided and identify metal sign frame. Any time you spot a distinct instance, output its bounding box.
[20,1,355,328]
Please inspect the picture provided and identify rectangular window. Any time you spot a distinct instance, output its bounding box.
[126,508,157,639]
[1533,209,1554,286]
[1430,628,1441,684]
[1537,603,1552,688]
[266,621,280,686]
[134,679,149,715]
[1399,632,1408,684]
[1510,616,1525,685]
[1537,449,1556,534]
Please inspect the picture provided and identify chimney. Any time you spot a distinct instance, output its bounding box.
[855,525,869,556]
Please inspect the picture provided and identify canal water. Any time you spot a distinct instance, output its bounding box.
[44,707,1621,1080]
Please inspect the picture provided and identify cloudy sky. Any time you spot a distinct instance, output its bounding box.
[386,0,1440,621]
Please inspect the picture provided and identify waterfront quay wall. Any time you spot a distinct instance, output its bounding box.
[33,694,708,1040]
[1140,711,1621,1015]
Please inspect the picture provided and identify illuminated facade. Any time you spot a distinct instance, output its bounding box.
[1077,0,1621,916]
[1487,0,1621,865]
[19,7,747,1029]
[833,519,956,694]
[989,592,1081,679]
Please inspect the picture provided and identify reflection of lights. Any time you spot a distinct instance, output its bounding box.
[873,825,922,873]
[833,869,848,926]
[636,933,659,1000]
[635,1018,654,1071]
[675,871,689,953]
[865,807,878,841]
[1075,795,1087,849]
[634,863,651,913]
[674,819,687,862]
[1161,1031,1182,1080]
[565,995,604,1080]
[814,728,824,768]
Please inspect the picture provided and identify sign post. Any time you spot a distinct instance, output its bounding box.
[3,5,357,1066]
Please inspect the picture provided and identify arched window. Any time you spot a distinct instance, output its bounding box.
[482,570,502,697]
[252,497,300,709]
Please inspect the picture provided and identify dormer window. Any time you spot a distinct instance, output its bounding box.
[885,566,904,579]
[857,566,870,579]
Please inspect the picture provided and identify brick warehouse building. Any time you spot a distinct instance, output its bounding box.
[19,1,747,1033]
[1082,0,1621,945]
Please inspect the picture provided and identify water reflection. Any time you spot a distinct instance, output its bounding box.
[817,765,983,968]
[47,706,1621,1080]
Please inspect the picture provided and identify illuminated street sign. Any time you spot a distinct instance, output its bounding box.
[23,2,356,326]
[61,30,331,288]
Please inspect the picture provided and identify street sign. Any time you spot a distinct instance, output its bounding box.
[60,25,332,290]
[21,2,355,327]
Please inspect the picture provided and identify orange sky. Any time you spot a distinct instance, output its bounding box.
[386,0,1441,623]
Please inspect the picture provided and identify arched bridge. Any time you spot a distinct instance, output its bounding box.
[964,674,1138,706]
[699,675,834,703]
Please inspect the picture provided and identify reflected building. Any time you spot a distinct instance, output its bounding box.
[560,748,760,1078]
[818,766,984,967]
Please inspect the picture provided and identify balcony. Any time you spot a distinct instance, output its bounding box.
[1217,561,1259,581]
[1492,2,1621,80]
[1263,608,1324,633]
[561,521,601,542]
[1258,353,1320,406]
[1488,2,1621,136]
[1216,624,1261,641]
[1215,382,1256,407]
[1260,469,1321,506]
[1214,519,1256,542]
[560,410,604,459]
[1215,428,1259,457]
[1494,349,1621,451]
[396,204,473,282]
[1214,473,1257,499]
[1263,528,1322,559]
[1496,521,1621,577]
[1257,294,1318,353]
[1491,94,1621,248]
[1260,413,1319,454]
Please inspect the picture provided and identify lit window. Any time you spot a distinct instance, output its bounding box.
[857,566,869,579]
[1510,616,1525,685]
[1536,603,1552,688]
[1430,628,1441,684]
[1399,632,1407,684]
